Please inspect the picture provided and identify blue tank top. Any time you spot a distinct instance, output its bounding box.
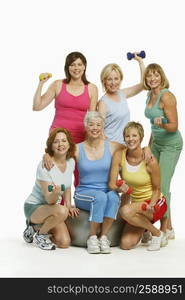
[76,140,112,191]
[100,90,130,144]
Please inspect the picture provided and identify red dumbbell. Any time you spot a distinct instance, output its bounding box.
[141,201,161,212]
[116,179,132,195]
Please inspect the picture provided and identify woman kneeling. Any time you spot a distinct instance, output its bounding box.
[109,121,167,251]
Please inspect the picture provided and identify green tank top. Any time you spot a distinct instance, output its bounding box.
[144,88,181,143]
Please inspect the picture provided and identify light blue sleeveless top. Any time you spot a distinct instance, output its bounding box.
[100,90,130,144]
[76,140,112,191]
[145,88,182,143]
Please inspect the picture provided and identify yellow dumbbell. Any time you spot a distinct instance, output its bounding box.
[39,73,52,81]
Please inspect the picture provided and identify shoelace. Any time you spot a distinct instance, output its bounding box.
[90,239,100,246]
[151,237,161,244]
[38,234,53,244]
[100,238,110,246]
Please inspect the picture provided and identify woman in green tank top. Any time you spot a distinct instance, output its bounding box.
[144,63,183,243]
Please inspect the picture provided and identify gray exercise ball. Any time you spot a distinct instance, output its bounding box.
[66,209,124,247]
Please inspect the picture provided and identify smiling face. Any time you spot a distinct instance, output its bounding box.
[104,70,121,93]
[124,127,141,150]
[68,58,85,80]
[145,70,162,89]
[86,118,104,139]
[52,132,70,156]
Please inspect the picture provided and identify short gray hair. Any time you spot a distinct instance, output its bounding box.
[84,111,105,127]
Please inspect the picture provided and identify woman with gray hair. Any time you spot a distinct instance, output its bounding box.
[74,111,124,254]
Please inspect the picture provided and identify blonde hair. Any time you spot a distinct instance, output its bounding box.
[100,63,123,91]
[123,121,144,142]
[143,63,169,90]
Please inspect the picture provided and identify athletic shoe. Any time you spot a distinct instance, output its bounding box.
[141,231,152,244]
[23,221,36,243]
[147,232,162,251]
[160,232,168,247]
[166,228,175,240]
[33,232,56,250]
[87,235,100,254]
[99,235,111,254]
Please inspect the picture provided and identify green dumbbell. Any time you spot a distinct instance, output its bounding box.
[48,184,65,192]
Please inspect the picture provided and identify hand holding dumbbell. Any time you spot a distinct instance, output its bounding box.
[39,72,52,81]
[141,201,160,213]
[152,117,168,125]
[48,184,65,192]
[127,50,146,60]
[116,179,132,195]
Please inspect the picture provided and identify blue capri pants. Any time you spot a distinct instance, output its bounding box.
[74,188,120,223]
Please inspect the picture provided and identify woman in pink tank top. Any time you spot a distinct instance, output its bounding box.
[33,52,98,142]
[32,52,98,186]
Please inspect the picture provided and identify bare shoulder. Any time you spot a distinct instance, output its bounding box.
[88,83,98,92]
[110,141,125,154]
[146,155,159,170]
[161,91,176,105]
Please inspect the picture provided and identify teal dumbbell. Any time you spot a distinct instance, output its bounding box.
[48,184,65,192]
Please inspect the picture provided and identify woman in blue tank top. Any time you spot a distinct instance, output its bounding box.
[144,63,183,244]
[74,111,124,254]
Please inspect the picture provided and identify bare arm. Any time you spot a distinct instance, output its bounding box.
[109,150,122,191]
[64,188,80,217]
[88,83,98,111]
[146,157,161,206]
[109,141,126,155]
[154,92,178,132]
[38,180,61,205]
[122,54,145,99]
[32,79,59,111]
[97,100,107,118]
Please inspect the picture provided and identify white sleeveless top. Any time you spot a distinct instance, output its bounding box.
[100,90,130,144]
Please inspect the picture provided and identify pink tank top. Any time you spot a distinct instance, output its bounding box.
[50,82,90,143]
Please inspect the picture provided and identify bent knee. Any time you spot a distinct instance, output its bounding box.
[119,205,132,220]
[120,237,138,250]
[53,236,71,248]
[54,206,69,221]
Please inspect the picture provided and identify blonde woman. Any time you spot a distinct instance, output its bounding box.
[98,54,145,144]
[109,122,167,251]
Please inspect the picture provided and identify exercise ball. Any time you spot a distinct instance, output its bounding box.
[66,209,124,247]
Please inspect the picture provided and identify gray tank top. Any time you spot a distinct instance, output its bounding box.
[100,90,130,144]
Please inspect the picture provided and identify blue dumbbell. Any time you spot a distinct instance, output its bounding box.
[127,50,146,60]
[48,184,65,192]
[151,117,168,124]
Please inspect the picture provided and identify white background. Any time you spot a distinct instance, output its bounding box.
[0,0,184,239]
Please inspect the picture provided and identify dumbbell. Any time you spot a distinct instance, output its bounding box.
[127,50,146,60]
[141,201,160,213]
[116,179,132,195]
[48,184,65,192]
[39,73,52,81]
[151,117,168,124]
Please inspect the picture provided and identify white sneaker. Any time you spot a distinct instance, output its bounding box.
[147,232,162,251]
[161,232,168,247]
[87,235,100,254]
[166,228,175,240]
[33,232,56,250]
[141,231,152,244]
[99,235,111,254]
